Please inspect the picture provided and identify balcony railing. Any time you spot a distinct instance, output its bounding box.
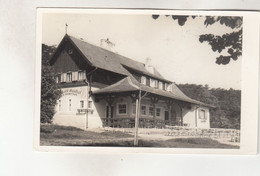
[101,117,179,128]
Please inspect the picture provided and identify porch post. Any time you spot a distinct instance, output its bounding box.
[180,107,183,126]
[134,98,139,146]
[134,88,141,146]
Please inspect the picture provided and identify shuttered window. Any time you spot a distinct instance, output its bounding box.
[158,81,163,89]
[66,72,72,82]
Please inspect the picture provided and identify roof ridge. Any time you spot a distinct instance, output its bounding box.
[68,35,146,66]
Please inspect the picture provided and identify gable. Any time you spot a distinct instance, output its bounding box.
[51,39,93,74]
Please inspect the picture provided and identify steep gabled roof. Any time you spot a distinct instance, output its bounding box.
[51,34,171,82]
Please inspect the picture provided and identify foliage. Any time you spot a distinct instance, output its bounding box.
[152,15,242,65]
[177,84,241,129]
[41,44,61,123]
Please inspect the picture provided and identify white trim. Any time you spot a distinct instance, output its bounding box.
[116,102,127,115]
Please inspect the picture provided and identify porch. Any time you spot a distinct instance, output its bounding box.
[101,117,182,129]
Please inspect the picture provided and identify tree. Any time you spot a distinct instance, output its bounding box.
[41,44,61,123]
[152,15,242,65]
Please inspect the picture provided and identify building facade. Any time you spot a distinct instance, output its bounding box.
[50,34,213,129]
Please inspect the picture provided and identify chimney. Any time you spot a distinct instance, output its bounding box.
[145,57,154,74]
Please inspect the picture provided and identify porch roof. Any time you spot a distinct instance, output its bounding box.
[92,77,215,108]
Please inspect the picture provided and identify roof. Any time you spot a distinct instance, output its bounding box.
[52,35,214,108]
[93,76,215,108]
[93,77,139,94]
[51,34,172,82]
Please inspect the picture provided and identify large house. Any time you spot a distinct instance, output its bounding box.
[49,34,214,129]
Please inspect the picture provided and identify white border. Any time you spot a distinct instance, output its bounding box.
[34,8,259,154]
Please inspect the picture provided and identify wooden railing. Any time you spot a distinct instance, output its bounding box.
[101,117,179,128]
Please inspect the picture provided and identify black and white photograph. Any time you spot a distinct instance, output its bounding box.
[35,9,258,153]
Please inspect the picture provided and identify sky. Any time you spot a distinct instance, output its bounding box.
[42,12,242,90]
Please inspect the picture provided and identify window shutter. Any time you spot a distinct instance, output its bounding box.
[72,72,78,81]
[61,73,66,82]
[83,70,86,80]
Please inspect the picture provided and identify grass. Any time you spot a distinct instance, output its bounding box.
[40,124,239,148]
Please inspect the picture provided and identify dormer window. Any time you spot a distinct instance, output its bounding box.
[158,81,163,90]
[155,80,159,88]
[146,77,150,86]
[141,76,146,84]
[167,83,172,92]
[164,83,169,91]
[150,78,155,88]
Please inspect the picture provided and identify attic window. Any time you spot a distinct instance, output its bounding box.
[68,49,73,55]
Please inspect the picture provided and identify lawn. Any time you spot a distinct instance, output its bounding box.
[40,124,239,149]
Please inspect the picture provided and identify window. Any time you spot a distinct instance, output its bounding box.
[149,106,154,116]
[156,108,161,117]
[56,74,61,83]
[118,104,127,114]
[155,80,159,88]
[80,100,84,108]
[66,72,72,82]
[158,81,163,89]
[141,105,146,115]
[68,99,72,111]
[132,104,136,114]
[165,83,169,91]
[146,78,150,86]
[199,109,206,119]
[150,78,155,87]
[167,83,172,92]
[58,100,61,111]
[78,70,86,80]
[88,101,92,108]
[162,82,166,90]
[141,76,146,84]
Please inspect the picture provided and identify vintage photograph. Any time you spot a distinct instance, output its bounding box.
[38,10,243,149]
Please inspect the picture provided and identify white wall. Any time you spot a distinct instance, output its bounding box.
[53,86,88,129]
[182,105,196,127]
[196,107,210,128]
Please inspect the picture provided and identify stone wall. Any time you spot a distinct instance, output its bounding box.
[104,126,240,143]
